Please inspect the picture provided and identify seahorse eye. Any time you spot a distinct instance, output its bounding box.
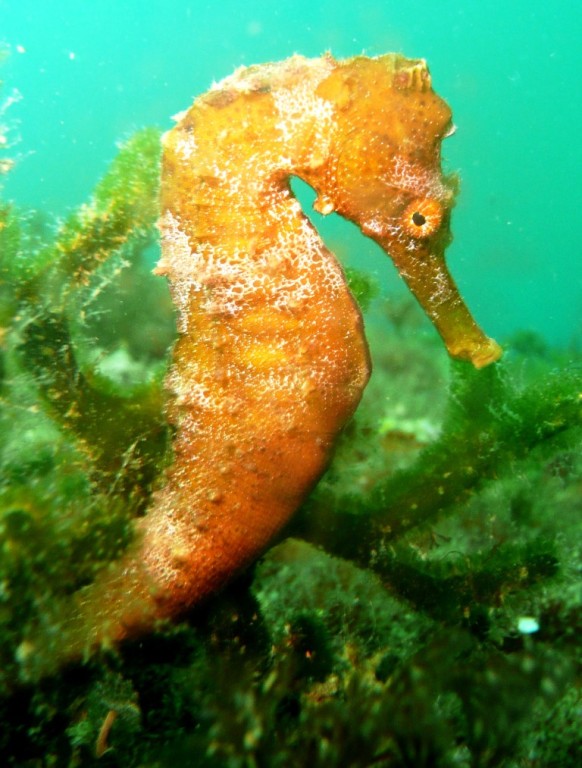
[402,198,442,238]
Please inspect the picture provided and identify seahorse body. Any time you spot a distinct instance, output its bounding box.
[20,54,500,676]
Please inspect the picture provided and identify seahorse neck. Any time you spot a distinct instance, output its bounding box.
[157,58,341,331]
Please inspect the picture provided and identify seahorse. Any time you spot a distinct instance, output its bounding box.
[19,54,500,677]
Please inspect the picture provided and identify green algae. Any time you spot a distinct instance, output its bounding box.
[0,76,580,765]
[0,127,175,692]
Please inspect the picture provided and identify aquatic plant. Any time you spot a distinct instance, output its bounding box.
[0,125,172,685]
[0,53,580,766]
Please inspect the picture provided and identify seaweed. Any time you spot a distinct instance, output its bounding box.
[0,125,175,689]
[0,68,580,766]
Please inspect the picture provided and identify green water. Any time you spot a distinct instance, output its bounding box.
[1,0,581,344]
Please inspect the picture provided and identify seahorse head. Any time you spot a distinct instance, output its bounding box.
[305,55,501,368]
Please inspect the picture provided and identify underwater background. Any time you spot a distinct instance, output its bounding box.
[0,1,581,767]
[2,0,581,348]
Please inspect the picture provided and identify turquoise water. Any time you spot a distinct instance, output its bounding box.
[1,0,581,347]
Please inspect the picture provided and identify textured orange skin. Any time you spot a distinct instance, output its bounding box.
[21,55,500,674]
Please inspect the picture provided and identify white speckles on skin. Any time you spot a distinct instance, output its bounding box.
[159,188,346,328]
[175,135,197,161]
[206,55,336,174]
[362,218,386,237]
[171,109,188,124]
[214,55,334,101]
[211,64,257,94]
[156,211,199,332]
[363,217,407,244]
[272,62,335,170]
[273,84,334,145]
[155,211,191,280]
[385,155,451,202]
[426,265,455,309]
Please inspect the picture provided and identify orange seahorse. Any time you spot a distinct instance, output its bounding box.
[19,54,501,678]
